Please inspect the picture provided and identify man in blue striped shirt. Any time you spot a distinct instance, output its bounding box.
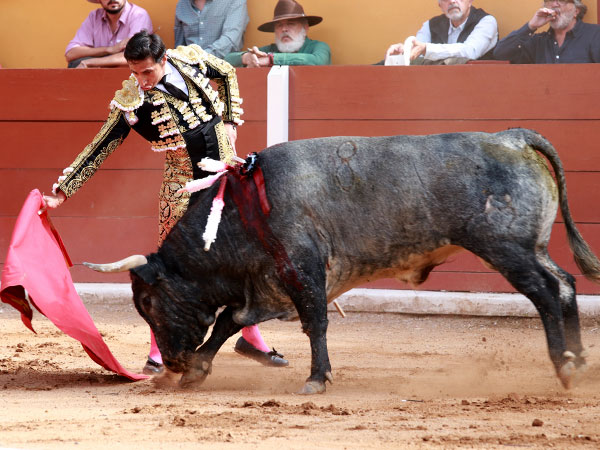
[174,0,249,59]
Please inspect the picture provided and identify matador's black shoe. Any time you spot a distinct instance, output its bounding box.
[142,357,164,375]
[234,337,289,367]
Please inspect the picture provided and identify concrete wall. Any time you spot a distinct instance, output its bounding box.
[1,0,598,68]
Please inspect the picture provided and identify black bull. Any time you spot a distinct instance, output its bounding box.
[87,129,600,394]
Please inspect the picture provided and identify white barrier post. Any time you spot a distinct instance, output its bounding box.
[267,65,289,147]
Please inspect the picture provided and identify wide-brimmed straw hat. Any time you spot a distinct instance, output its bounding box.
[258,0,323,32]
[87,0,101,3]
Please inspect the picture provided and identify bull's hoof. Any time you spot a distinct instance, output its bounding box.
[179,369,209,388]
[577,350,589,370]
[558,361,576,389]
[295,380,326,395]
[151,367,181,387]
[558,350,588,389]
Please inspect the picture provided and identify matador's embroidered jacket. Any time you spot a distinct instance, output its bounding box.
[54,44,244,243]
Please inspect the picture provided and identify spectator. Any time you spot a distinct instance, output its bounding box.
[66,0,152,68]
[174,0,249,59]
[225,0,330,67]
[493,0,600,63]
[384,0,497,65]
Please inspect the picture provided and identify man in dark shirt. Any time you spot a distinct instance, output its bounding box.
[494,0,600,63]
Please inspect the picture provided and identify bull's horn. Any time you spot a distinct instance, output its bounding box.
[83,255,148,273]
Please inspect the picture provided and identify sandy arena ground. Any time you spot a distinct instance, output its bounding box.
[1,298,600,449]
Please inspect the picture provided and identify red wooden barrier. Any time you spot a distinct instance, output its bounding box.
[1,65,599,294]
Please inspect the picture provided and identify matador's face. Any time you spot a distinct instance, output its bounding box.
[128,56,167,91]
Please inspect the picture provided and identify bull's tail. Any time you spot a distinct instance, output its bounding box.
[520,128,600,283]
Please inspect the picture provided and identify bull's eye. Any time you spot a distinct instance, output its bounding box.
[141,295,152,310]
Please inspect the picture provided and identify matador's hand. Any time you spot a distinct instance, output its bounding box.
[42,191,66,209]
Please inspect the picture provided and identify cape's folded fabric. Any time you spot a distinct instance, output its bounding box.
[1,189,147,380]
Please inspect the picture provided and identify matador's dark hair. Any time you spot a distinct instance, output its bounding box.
[124,30,166,62]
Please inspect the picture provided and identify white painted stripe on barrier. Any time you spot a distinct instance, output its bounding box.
[1,284,598,318]
[266,65,289,147]
[62,284,600,318]
[331,288,600,318]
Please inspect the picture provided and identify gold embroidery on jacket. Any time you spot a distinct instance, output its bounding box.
[170,53,242,123]
[203,53,242,122]
[111,75,143,111]
[158,121,179,138]
[186,83,212,123]
[65,138,121,195]
[150,134,186,152]
[151,104,171,125]
[167,45,208,73]
[214,121,236,165]
[59,108,125,197]
[169,95,200,129]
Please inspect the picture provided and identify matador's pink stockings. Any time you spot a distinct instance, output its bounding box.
[148,324,270,362]
[148,331,162,364]
[241,324,270,352]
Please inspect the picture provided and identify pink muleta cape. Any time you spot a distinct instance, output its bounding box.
[1,189,146,380]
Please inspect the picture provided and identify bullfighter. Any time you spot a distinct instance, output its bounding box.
[43,30,288,374]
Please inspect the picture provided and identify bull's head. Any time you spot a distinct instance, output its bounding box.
[84,255,217,375]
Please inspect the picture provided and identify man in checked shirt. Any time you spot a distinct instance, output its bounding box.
[174,0,249,59]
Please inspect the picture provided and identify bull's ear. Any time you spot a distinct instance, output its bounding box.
[130,264,159,285]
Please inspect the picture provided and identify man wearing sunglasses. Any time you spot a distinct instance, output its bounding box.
[493,0,600,63]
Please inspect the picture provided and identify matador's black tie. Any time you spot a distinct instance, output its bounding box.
[160,75,188,101]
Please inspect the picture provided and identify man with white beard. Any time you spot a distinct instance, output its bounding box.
[384,0,498,64]
[225,0,330,67]
[494,0,600,63]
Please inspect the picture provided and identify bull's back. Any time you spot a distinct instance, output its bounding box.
[258,130,557,269]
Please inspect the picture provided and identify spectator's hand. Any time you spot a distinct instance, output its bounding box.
[529,8,558,31]
[242,51,261,67]
[241,51,270,67]
[249,46,268,58]
[386,43,404,58]
[108,39,129,55]
[410,40,427,61]
[76,60,89,68]
[257,56,270,66]
[42,191,66,209]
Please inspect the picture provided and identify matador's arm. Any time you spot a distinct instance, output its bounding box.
[53,107,131,198]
